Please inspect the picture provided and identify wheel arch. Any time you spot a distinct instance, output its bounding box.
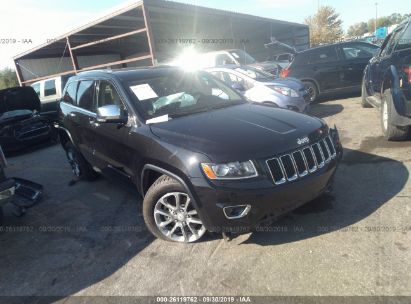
[300,78,321,93]
[140,164,209,226]
[57,126,74,147]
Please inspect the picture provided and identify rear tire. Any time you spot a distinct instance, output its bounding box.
[381,89,409,141]
[302,81,318,103]
[63,141,98,181]
[361,80,372,108]
[143,175,206,243]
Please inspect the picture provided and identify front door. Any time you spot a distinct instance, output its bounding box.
[90,80,134,177]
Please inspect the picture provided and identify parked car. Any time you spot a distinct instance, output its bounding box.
[0,86,54,152]
[207,65,310,112]
[31,75,72,121]
[172,49,281,76]
[57,67,342,243]
[281,42,380,102]
[362,18,411,141]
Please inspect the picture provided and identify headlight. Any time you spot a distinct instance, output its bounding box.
[269,85,299,97]
[201,160,258,180]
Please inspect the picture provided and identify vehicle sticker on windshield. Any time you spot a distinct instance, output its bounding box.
[130,84,158,101]
[146,114,169,124]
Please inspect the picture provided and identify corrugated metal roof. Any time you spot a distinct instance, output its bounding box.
[14,0,307,60]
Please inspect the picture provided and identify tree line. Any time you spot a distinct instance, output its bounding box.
[305,7,410,46]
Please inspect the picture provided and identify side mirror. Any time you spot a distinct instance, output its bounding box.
[96,105,127,123]
[231,83,246,92]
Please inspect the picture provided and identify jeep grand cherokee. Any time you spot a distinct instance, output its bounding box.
[57,67,342,243]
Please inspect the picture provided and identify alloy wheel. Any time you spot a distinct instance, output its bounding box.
[154,192,206,243]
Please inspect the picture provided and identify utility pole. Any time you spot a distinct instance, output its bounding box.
[375,2,378,33]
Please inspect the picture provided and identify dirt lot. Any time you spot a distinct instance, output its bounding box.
[0,95,410,298]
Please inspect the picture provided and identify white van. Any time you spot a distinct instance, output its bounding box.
[31,75,72,120]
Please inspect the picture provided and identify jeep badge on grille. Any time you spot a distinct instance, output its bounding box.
[297,136,309,145]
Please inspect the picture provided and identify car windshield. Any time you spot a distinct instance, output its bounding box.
[234,67,275,82]
[125,70,246,121]
[228,50,257,65]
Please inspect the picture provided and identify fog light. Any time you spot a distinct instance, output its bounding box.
[223,205,251,219]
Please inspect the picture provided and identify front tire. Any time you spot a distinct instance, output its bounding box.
[143,175,206,243]
[381,89,409,141]
[63,141,98,181]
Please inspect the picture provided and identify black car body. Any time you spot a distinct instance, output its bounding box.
[0,87,53,152]
[58,67,342,242]
[362,18,411,140]
[281,42,379,102]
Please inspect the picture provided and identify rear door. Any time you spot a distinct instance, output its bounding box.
[339,42,379,89]
[306,46,342,92]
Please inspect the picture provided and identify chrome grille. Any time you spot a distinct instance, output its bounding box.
[266,135,337,185]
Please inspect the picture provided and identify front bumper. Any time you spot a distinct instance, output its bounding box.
[189,131,342,233]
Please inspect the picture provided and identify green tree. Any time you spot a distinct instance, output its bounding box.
[0,68,19,90]
[305,6,344,46]
[347,22,368,37]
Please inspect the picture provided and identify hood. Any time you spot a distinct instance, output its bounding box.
[261,77,306,91]
[149,104,326,163]
[0,110,34,125]
[0,86,40,114]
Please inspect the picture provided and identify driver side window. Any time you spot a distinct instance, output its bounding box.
[97,81,124,110]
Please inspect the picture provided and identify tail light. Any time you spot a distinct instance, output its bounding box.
[280,68,290,78]
[403,66,411,83]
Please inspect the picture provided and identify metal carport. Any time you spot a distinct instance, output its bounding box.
[13,0,309,86]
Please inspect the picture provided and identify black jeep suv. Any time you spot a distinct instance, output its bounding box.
[362,18,411,141]
[58,67,342,243]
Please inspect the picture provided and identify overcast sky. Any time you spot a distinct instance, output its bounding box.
[0,0,409,69]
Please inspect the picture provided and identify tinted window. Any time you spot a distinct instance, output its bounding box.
[31,83,40,97]
[97,81,124,109]
[397,23,411,51]
[342,43,378,59]
[63,81,78,104]
[309,47,338,64]
[77,81,95,111]
[382,28,404,56]
[44,79,56,96]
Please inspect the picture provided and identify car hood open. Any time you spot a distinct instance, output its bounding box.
[149,104,326,163]
[0,86,41,114]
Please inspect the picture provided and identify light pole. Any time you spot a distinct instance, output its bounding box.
[375,2,378,34]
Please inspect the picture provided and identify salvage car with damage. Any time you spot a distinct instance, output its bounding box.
[57,67,343,243]
[0,86,54,152]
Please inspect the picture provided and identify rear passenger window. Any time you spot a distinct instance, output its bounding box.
[63,82,78,104]
[77,81,95,111]
[309,47,338,64]
[44,80,56,96]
